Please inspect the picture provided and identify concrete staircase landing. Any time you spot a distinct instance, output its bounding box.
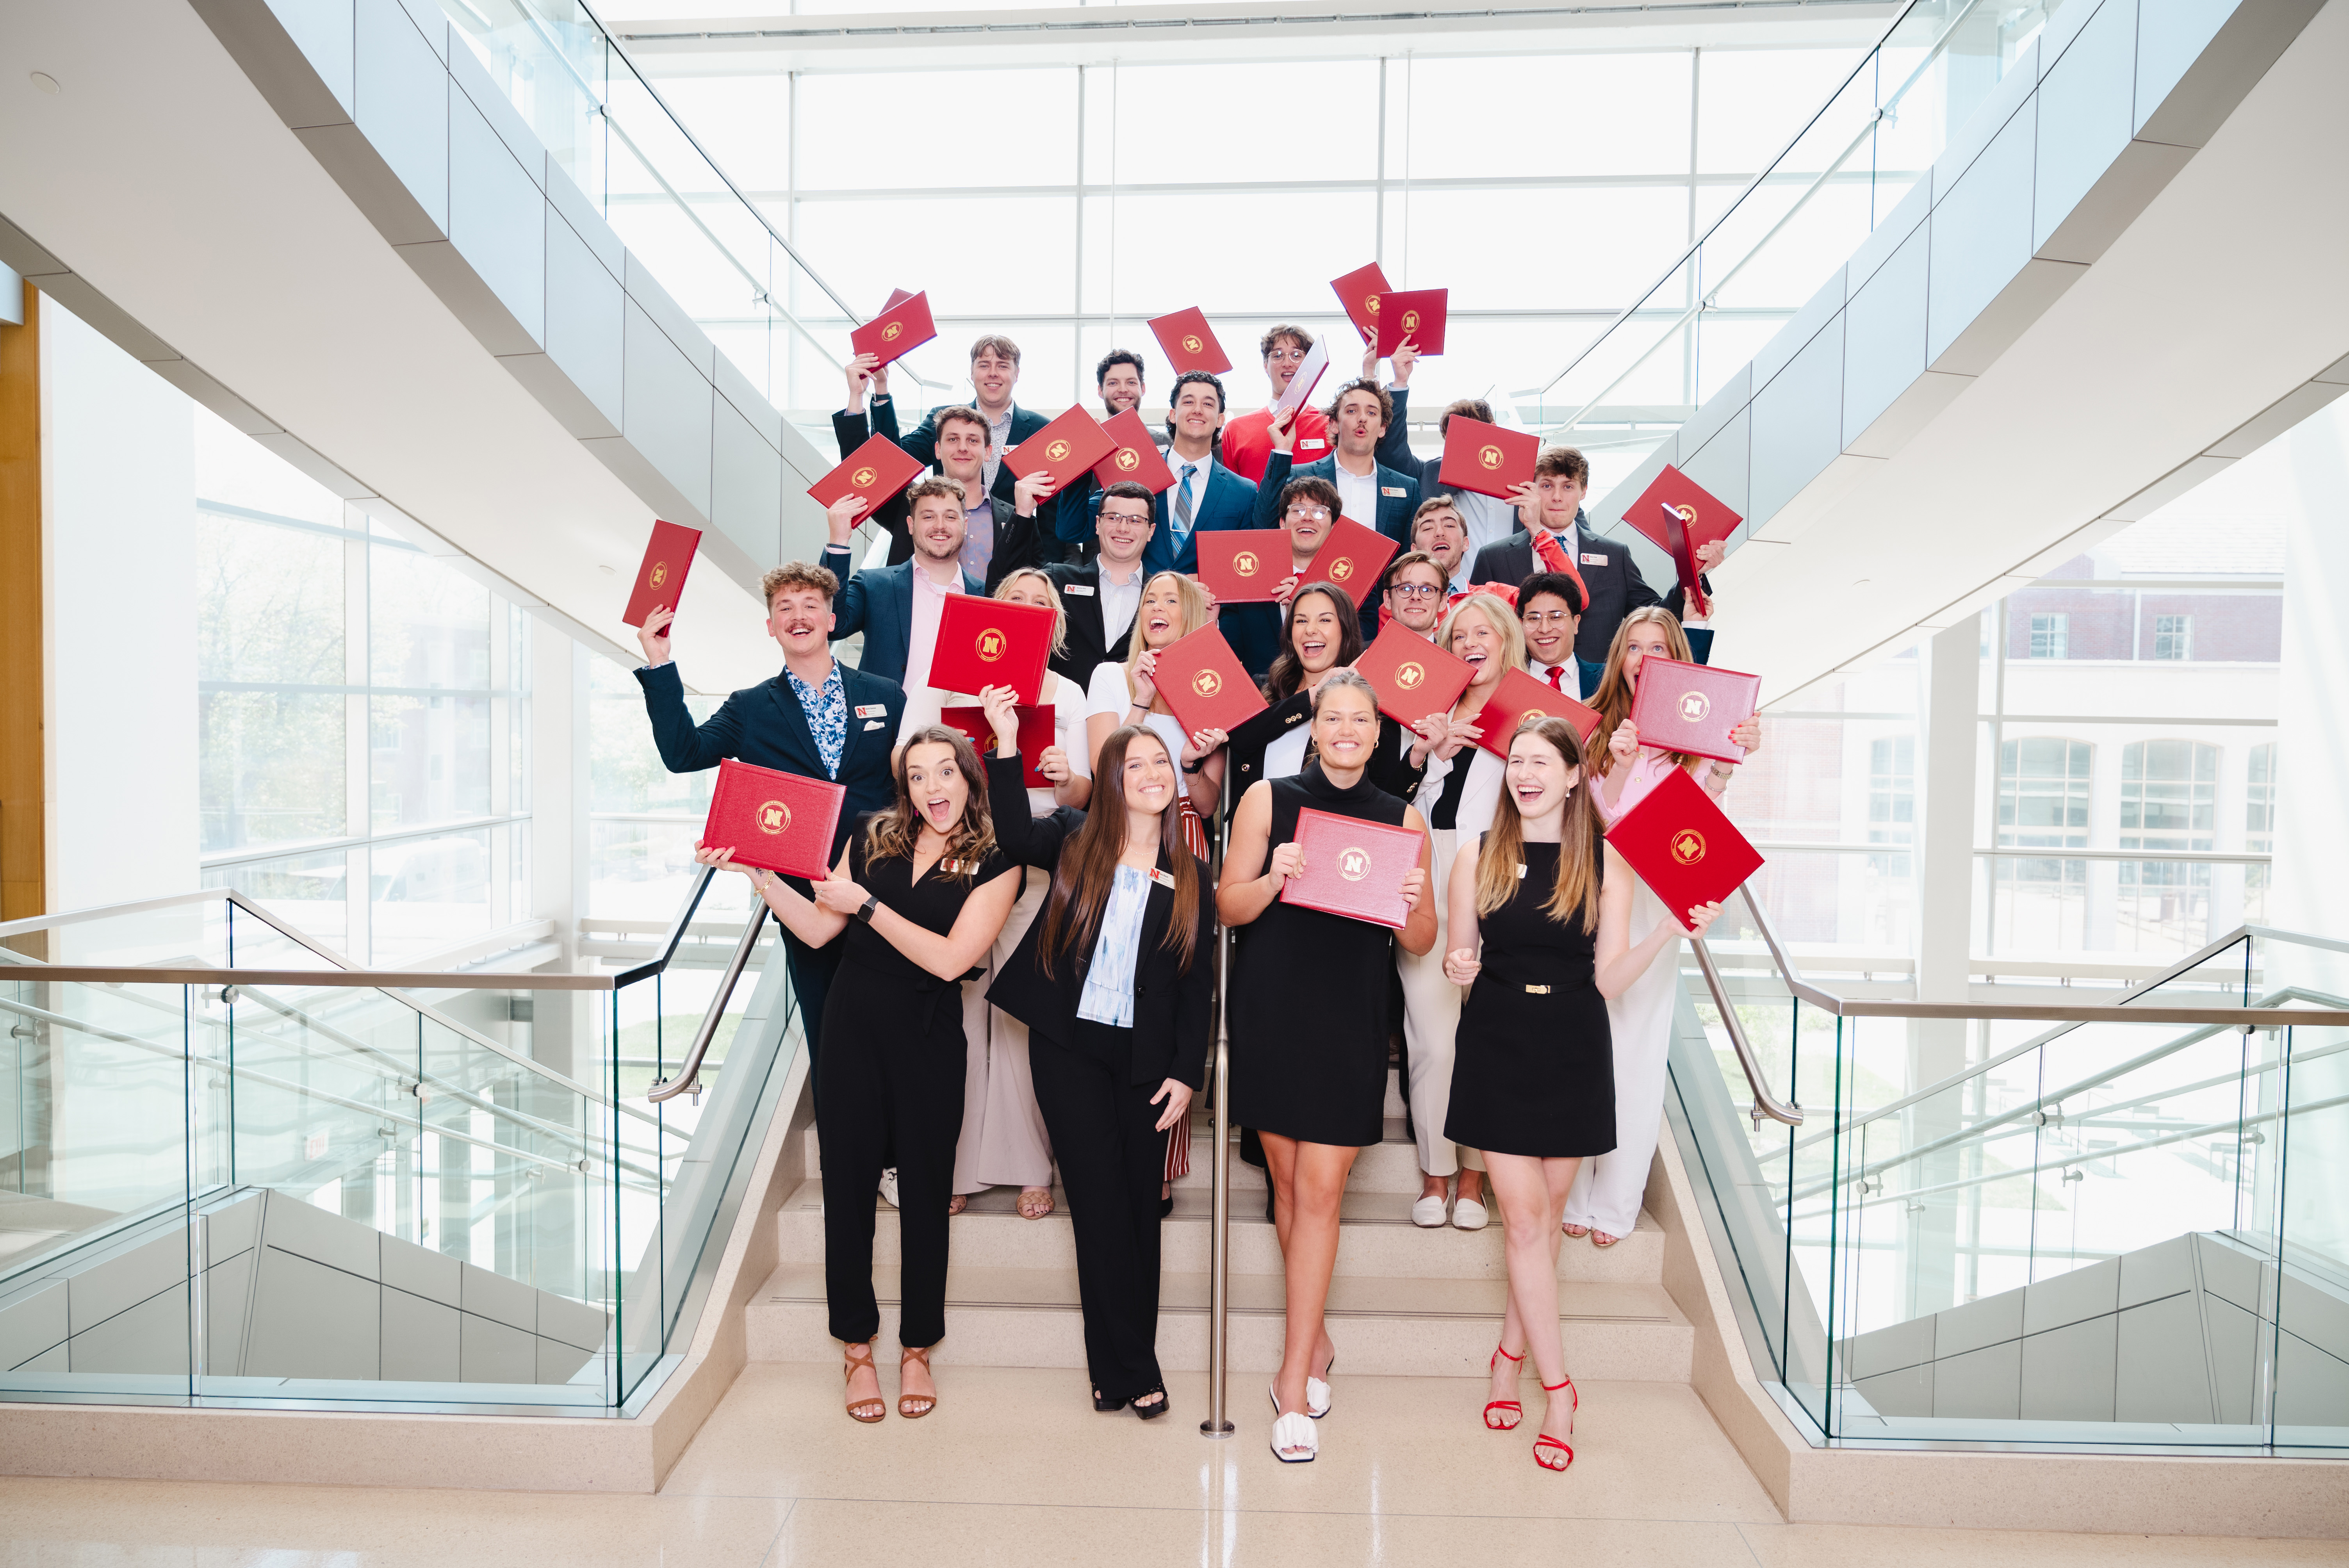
[745,1074,1692,1382]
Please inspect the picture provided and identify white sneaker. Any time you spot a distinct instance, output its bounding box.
[1410,1193,1449,1228]
[1452,1197,1490,1231]
[878,1168,899,1209]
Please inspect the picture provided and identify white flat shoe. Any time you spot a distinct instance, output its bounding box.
[1411,1193,1449,1228]
[1452,1197,1490,1231]
[878,1169,899,1209]
[1269,1410,1318,1463]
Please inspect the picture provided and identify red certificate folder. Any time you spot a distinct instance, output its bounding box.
[1305,515,1398,608]
[1004,406,1117,492]
[622,519,701,629]
[1626,656,1760,764]
[1330,262,1393,346]
[1089,409,1176,493]
[938,704,1056,790]
[1436,417,1539,501]
[1147,307,1232,375]
[701,759,847,880]
[1353,623,1474,727]
[1622,464,1738,618]
[1604,764,1763,930]
[1470,666,1603,760]
[1154,623,1267,739]
[1194,530,1287,603]
[929,595,1055,704]
[1370,289,1447,357]
[849,290,936,366]
[879,287,914,312]
[1281,807,1423,930]
[807,434,926,528]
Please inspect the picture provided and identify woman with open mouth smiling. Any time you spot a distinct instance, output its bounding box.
[696,726,1020,1426]
[1563,608,1762,1251]
[1441,714,1720,1472]
[982,704,1214,1423]
[1218,670,1436,1464]
[1392,594,1533,1233]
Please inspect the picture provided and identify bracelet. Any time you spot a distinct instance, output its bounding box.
[1710,763,1735,780]
[1182,757,1206,775]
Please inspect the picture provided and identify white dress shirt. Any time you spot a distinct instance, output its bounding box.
[1097,559,1144,649]
[1333,462,1378,530]
[904,565,961,697]
[1167,457,1207,546]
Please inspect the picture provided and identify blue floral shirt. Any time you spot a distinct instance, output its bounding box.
[784,661,848,778]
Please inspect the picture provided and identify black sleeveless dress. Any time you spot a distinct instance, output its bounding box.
[1228,763,1411,1148]
[1444,839,1617,1159]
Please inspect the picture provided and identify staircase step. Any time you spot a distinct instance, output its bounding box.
[745,1262,1691,1381]
[776,1179,1665,1283]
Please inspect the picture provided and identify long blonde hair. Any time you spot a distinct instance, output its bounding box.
[1475,716,1605,932]
[1587,606,1698,776]
[865,725,997,880]
[1121,570,1214,702]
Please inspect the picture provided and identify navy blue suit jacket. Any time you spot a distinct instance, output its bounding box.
[1143,458,1258,577]
[819,545,985,686]
[634,659,905,867]
[1250,451,1422,545]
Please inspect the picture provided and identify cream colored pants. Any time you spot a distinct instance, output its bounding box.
[1396,827,1485,1179]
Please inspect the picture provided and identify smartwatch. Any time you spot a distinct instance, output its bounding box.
[854,893,880,925]
[1182,757,1207,775]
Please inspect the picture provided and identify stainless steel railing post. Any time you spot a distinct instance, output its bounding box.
[1202,772,1236,1439]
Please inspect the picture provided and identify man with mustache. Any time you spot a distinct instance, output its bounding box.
[1251,378,1423,545]
[633,563,906,1057]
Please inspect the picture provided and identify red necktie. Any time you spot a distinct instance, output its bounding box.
[1529,528,1589,610]
[1545,664,1567,692]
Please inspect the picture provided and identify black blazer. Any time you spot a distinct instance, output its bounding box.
[1043,561,1137,690]
[634,659,906,866]
[1467,517,1700,666]
[982,755,1215,1090]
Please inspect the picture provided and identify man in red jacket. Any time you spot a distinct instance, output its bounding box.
[1219,324,1333,484]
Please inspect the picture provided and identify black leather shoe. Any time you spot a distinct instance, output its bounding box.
[1159,1193,1174,1219]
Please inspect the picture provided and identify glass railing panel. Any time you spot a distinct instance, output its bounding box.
[0,894,231,970]
[610,970,670,1402]
[0,979,196,1405]
[442,0,611,204]
[1528,0,2065,454]
[2277,1020,2349,1450]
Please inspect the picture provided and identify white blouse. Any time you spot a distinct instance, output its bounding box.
[904,670,1093,812]
[1085,661,1189,777]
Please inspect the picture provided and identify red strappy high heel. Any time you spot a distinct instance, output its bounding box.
[1482,1344,1523,1431]
[1533,1376,1577,1472]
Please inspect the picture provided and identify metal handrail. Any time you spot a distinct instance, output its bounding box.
[1689,932,1804,1127]
[647,898,767,1103]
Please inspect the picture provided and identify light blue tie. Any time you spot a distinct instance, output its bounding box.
[1174,465,1196,540]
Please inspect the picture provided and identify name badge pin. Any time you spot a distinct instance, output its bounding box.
[1065,584,1095,596]
[1148,868,1177,889]
[855,703,888,718]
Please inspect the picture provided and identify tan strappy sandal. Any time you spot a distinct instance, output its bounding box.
[842,1339,885,1424]
[898,1345,938,1419]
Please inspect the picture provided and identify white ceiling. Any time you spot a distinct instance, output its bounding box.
[0,0,782,693]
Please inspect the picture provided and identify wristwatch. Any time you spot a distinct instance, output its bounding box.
[854,893,879,925]
[1182,757,1206,775]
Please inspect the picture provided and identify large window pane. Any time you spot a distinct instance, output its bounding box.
[371,546,491,690]
[1109,62,1381,185]
[202,691,347,851]
[794,194,1076,317]
[1407,53,1690,179]
[1102,190,1375,314]
[794,69,1078,190]
[372,693,492,832]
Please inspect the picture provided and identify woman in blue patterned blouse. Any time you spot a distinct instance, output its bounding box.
[981,694,1216,1420]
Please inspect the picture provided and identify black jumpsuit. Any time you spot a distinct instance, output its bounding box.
[819,819,1017,1347]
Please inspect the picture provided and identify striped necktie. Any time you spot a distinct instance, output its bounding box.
[1174,463,1197,538]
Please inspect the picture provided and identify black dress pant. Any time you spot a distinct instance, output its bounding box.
[777,896,843,1085]
[818,966,964,1347]
[1032,1022,1171,1402]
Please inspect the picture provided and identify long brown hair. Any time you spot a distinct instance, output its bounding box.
[1476,716,1605,932]
[1586,606,1698,776]
[1034,726,1202,977]
[865,725,997,880]
[1264,581,1365,701]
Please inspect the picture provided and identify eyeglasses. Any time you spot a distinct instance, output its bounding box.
[1265,349,1308,365]
[1389,583,1444,601]
[1100,510,1154,526]
[1522,610,1577,627]
[1287,507,1331,522]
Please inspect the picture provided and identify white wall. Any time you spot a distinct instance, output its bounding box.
[40,294,197,912]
